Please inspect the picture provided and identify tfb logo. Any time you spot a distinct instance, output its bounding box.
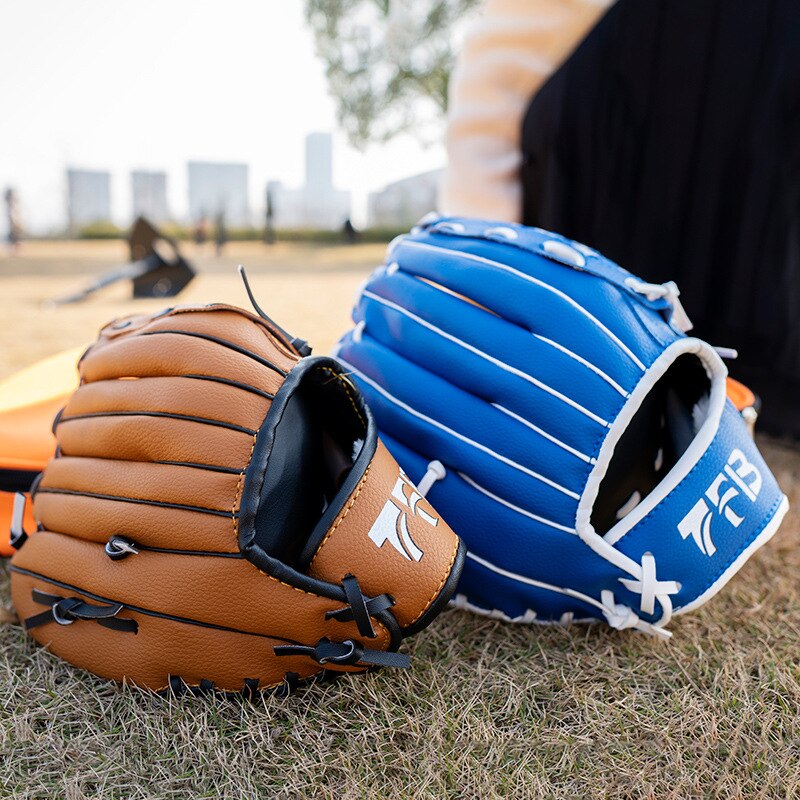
[677,449,762,557]
[367,471,439,561]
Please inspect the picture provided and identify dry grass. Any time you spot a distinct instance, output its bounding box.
[1,242,798,799]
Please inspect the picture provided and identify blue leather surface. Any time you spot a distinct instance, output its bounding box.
[336,217,787,630]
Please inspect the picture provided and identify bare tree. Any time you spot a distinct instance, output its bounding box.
[305,0,480,148]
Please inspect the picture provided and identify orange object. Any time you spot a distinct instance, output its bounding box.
[0,346,83,555]
[726,377,757,413]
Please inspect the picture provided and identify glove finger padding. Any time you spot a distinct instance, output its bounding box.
[335,217,788,638]
[10,304,464,693]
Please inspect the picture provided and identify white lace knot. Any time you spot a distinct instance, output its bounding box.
[619,552,681,616]
[624,277,694,332]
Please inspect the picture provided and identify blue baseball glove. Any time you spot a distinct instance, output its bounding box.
[334,217,789,638]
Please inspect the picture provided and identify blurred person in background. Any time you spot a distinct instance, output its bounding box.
[4,187,22,254]
[215,210,227,256]
[193,212,209,249]
[441,0,800,439]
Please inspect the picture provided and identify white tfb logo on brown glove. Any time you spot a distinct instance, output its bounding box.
[677,449,763,557]
[368,472,438,561]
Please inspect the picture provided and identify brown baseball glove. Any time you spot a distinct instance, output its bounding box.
[9,289,464,695]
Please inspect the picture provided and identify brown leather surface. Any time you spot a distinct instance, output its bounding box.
[309,442,461,630]
[94,305,299,365]
[13,532,390,651]
[39,457,243,513]
[63,376,272,428]
[11,572,364,693]
[79,335,286,396]
[11,303,461,693]
[34,491,239,552]
[57,416,257,468]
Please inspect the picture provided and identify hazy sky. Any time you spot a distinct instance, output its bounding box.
[0,1,446,231]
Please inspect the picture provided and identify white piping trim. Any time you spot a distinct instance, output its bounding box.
[450,592,597,627]
[401,271,627,400]
[457,471,576,534]
[491,403,595,464]
[675,495,789,615]
[464,552,671,638]
[399,239,647,371]
[336,357,580,500]
[363,289,609,427]
[465,551,609,614]
[533,334,629,397]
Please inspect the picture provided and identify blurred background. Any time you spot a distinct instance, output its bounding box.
[0,0,477,242]
[0,0,479,373]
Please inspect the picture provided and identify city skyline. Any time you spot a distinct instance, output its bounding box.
[0,1,445,234]
[52,132,364,231]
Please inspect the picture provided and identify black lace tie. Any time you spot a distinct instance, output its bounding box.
[325,574,394,639]
[273,638,409,669]
[25,589,138,634]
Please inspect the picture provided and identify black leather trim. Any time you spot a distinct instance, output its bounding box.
[139,330,288,377]
[154,461,244,475]
[179,373,275,399]
[238,355,376,561]
[35,488,234,517]
[232,542,403,651]
[56,411,257,437]
[134,544,244,558]
[233,356,403,653]
[298,421,377,567]
[400,538,466,637]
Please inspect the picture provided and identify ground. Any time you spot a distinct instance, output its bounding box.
[0,241,798,800]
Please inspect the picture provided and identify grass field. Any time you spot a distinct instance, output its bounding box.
[1,242,798,799]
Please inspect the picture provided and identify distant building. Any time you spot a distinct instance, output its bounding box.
[66,169,111,229]
[188,161,249,226]
[267,133,350,230]
[305,132,333,194]
[368,169,443,229]
[131,170,169,222]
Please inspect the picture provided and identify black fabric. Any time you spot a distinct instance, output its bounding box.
[520,0,800,437]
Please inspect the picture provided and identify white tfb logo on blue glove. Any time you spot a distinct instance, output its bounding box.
[368,472,437,561]
[677,449,763,557]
